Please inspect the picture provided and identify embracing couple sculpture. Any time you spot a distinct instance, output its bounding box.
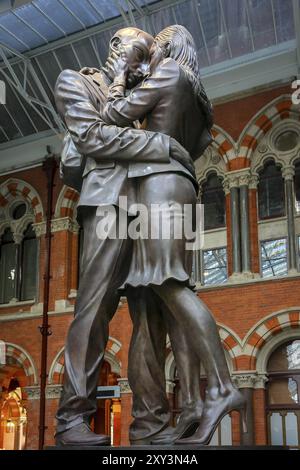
[54,25,246,447]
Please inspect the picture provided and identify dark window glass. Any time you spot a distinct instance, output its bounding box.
[12,203,26,220]
[275,131,299,152]
[258,161,285,219]
[294,161,300,214]
[20,224,38,301]
[203,247,227,285]
[0,228,17,304]
[260,238,287,278]
[202,174,226,230]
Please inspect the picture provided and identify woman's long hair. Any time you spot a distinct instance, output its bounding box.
[155,25,213,128]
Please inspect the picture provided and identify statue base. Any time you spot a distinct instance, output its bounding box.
[46,445,288,450]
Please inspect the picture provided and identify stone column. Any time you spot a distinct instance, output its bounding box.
[225,170,259,281]
[224,174,241,276]
[239,173,251,274]
[282,165,298,274]
[232,372,268,446]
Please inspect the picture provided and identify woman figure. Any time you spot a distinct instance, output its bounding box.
[103,25,246,445]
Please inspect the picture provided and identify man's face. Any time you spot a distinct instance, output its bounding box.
[120,37,151,88]
[109,29,153,88]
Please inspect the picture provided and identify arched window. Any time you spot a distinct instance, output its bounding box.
[266,339,300,448]
[0,223,38,304]
[20,224,38,301]
[201,173,226,231]
[294,160,300,214]
[0,228,17,304]
[258,160,285,219]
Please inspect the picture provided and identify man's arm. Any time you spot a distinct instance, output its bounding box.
[54,69,170,164]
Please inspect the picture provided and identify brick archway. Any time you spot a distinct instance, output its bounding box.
[238,95,298,161]
[243,309,300,369]
[211,125,236,164]
[54,185,79,219]
[48,337,122,385]
[0,343,37,387]
[0,178,44,223]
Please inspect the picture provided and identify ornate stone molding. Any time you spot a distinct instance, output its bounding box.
[23,386,40,400]
[228,272,260,283]
[248,173,259,190]
[223,169,254,193]
[51,217,80,234]
[232,372,268,389]
[46,385,63,399]
[32,221,46,237]
[117,378,132,394]
[282,165,295,181]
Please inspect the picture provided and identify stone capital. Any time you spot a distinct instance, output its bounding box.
[232,372,268,389]
[32,221,46,237]
[117,378,132,394]
[23,386,40,400]
[248,173,259,189]
[51,217,80,234]
[46,384,63,399]
[223,168,253,192]
[282,165,295,181]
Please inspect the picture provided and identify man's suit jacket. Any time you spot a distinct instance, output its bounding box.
[54,69,170,208]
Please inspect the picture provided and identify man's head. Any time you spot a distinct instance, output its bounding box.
[107,27,154,88]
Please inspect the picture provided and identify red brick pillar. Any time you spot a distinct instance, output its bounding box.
[254,387,268,445]
[23,386,40,450]
[118,378,132,446]
[44,385,63,447]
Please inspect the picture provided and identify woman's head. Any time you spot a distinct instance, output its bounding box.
[151,25,199,76]
[151,25,213,128]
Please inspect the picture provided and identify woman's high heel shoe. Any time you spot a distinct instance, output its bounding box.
[151,406,203,445]
[176,389,247,445]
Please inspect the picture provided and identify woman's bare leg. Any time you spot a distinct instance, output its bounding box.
[152,280,234,400]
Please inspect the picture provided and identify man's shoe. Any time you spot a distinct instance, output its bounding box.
[55,422,110,447]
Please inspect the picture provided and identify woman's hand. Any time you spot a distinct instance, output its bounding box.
[107,50,129,80]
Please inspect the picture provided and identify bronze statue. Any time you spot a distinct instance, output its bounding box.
[102,24,246,446]
[54,24,246,448]
[54,27,203,447]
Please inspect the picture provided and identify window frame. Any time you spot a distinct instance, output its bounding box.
[259,236,288,279]
[257,160,286,221]
[201,245,228,286]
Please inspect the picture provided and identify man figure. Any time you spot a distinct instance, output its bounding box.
[54,27,202,447]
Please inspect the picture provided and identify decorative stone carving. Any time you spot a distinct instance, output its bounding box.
[248,173,259,189]
[32,221,46,237]
[51,217,80,234]
[117,378,132,394]
[257,143,269,154]
[211,153,221,165]
[232,372,268,389]
[46,385,63,399]
[23,386,40,400]
[282,165,295,181]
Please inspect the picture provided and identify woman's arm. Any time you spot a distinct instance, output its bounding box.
[102,69,161,127]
